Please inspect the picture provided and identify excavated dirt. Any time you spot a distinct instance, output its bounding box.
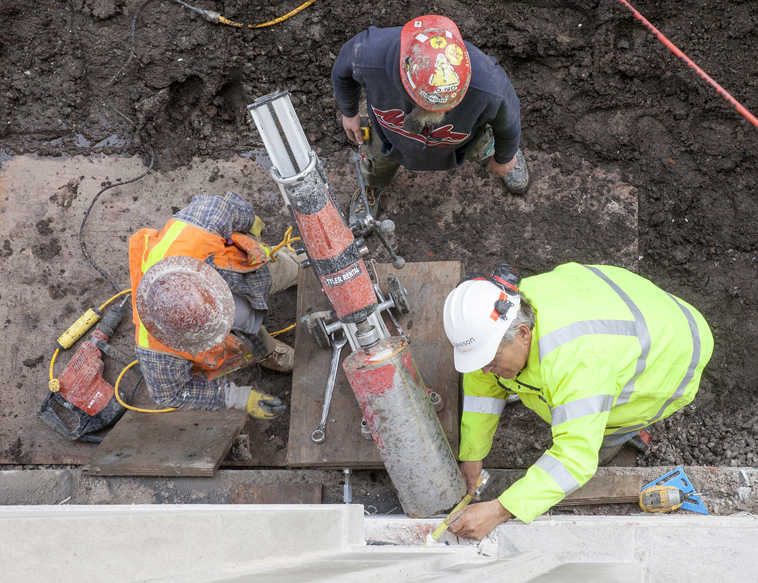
[1,0,757,474]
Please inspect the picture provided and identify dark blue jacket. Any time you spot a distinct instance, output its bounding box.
[332,26,521,171]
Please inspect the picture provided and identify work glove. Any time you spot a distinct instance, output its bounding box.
[249,215,265,239]
[224,382,286,419]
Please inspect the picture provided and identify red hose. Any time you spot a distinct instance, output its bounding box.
[616,0,758,128]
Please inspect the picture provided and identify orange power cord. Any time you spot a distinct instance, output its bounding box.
[615,0,758,128]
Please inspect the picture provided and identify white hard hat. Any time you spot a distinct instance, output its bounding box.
[443,278,521,373]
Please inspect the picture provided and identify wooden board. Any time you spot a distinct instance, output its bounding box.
[84,409,248,477]
[286,260,463,468]
[230,483,323,504]
[557,474,642,506]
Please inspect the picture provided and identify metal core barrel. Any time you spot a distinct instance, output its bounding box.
[343,336,466,517]
[247,91,377,323]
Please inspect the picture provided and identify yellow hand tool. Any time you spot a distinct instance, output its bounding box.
[359,116,370,141]
[639,485,685,513]
[428,469,490,543]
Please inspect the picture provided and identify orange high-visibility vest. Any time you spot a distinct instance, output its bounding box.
[128,219,270,378]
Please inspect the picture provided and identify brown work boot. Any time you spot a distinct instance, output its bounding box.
[258,338,294,373]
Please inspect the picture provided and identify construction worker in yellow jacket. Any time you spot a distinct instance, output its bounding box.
[442,262,713,539]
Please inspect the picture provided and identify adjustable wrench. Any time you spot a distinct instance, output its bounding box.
[311,332,347,443]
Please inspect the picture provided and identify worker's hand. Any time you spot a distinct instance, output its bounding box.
[342,114,364,145]
[487,154,517,177]
[447,499,511,541]
[246,388,286,419]
[460,460,484,497]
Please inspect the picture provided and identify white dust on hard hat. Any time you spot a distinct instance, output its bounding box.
[136,255,234,355]
[443,279,520,373]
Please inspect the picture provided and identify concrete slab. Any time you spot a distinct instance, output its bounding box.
[2,503,755,583]
[366,514,758,581]
[0,504,364,583]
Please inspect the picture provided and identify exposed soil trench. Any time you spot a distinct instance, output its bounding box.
[1,0,756,472]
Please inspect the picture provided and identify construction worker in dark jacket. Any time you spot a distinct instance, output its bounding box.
[332,14,529,228]
[128,192,301,417]
[442,263,714,539]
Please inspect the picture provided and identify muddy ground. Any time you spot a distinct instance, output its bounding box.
[1,0,757,474]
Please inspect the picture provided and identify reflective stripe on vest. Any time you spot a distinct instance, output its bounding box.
[534,453,580,495]
[606,293,702,437]
[539,320,637,360]
[583,265,651,406]
[142,220,187,273]
[551,394,614,427]
[463,395,506,416]
[538,266,651,408]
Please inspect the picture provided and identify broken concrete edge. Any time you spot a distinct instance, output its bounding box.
[364,513,758,547]
[0,465,755,516]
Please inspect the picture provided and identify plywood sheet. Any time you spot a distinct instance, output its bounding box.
[558,474,642,506]
[85,409,248,477]
[286,261,462,468]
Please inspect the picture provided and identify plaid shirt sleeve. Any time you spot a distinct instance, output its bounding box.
[136,347,227,410]
[175,192,273,312]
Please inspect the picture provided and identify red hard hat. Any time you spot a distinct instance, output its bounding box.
[400,15,471,112]
[136,255,234,355]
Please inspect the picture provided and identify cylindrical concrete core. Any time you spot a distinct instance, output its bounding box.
[343,337,466,517]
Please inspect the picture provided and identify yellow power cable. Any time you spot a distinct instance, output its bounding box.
[269,225,301,260]
[98,288,131,311]
[174,0,318,29]
[114,360,177,413]
[270,322,296,336]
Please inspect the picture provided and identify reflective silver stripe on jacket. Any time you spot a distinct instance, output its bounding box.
[534,453,580,494]
[463,395,506,416]
[583,265,651,406]
[539,319,637,361]
[551,394,614,426]
[605,294,701,438]
[652,294,701,419]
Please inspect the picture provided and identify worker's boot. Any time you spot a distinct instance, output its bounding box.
[258,338,295,373]
[501,149,530,195]
[348,186,382,230]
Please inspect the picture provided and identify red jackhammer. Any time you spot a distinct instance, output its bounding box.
[39,298,129,442]
[248,91,465,516]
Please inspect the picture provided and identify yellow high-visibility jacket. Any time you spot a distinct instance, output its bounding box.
[460,263,713,523]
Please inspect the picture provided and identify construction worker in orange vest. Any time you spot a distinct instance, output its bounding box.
[128,192,302,417]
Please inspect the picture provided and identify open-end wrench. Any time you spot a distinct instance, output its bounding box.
[311,332,347,443]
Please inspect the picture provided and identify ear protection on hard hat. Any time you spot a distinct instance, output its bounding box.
[459,264,521,320]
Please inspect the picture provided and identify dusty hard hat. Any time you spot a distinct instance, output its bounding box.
[400,14,471,112]
[443,279,521,373]
[136,255,234,354]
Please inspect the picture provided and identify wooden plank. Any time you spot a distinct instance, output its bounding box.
[557,474,642,506]
[84,409,248,477]
[230,483,322,504]
[286,260,462,468]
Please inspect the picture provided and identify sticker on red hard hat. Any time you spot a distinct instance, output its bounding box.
[400,15,471,112]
